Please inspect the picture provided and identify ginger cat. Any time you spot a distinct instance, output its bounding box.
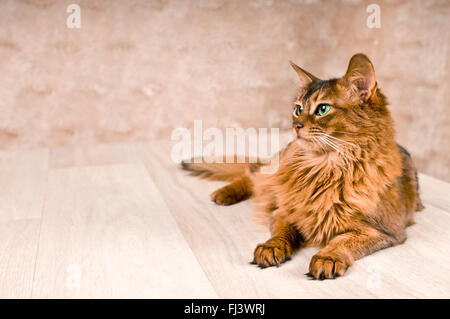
[182,53,424,280]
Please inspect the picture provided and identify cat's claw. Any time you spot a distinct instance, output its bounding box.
[307,252,351,280]
[252,238,292,268]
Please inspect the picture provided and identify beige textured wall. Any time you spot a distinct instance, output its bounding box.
[0,0,449,181]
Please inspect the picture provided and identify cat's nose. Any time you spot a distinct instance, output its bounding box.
[294,122,304,130]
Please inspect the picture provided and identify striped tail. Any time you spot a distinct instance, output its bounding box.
[181,156,261,182]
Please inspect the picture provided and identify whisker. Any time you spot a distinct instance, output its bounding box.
[315,133,361,152]
[312,136,326,153]
[320,133,359,147]
[319,137,343,154]
[325,138,345,154]
[317,138,328,153]
[309,135,350,167]
[319,137,351,167]
[320,136,341,150]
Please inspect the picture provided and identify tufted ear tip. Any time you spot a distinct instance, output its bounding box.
[288,60,298,69]
[289,60,320,88]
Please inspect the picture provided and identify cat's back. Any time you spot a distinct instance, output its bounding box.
[396,144,424,214]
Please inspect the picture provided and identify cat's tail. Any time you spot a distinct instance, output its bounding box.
[181,156,261,182]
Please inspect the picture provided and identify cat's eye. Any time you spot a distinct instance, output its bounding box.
[315,104,331,116]
[293,104,303,117]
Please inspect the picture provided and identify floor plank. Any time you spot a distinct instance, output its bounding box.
[419,173,450,212]
[49,143,140,169]
[0,220,41,298]
[0,149,48,221]
[137,141,450,298]
[359,204,450,298]
[31,163,217,298]
[0,149,47,298]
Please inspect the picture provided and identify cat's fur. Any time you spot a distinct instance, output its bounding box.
[182,53,424,280]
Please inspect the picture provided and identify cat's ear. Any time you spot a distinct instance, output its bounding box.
[289,60,319,87]
[343,53,377,102]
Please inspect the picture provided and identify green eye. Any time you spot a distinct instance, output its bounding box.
[315,104,331,116]
[293,104,303,117]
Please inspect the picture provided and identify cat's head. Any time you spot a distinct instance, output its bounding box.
[289,53,393,154]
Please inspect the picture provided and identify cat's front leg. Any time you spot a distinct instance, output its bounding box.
[308,227,403,280]
[252,217,302,268]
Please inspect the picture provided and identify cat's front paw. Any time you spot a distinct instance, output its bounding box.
[307,252,352,280]
[251,237,292,268]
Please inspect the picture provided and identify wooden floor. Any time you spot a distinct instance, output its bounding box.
[0,141,449,298]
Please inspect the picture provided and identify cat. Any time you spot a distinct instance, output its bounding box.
[181,53,424,280]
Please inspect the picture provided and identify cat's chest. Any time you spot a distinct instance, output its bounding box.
[277,159,343,207]
[278,188,356,246]
[273,162,361,245]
